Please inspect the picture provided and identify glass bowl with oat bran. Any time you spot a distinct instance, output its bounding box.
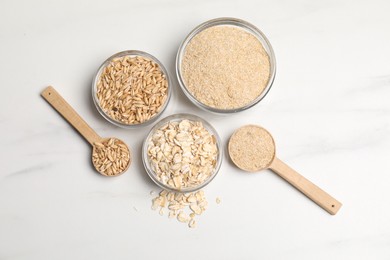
[142,114,223,193]
[176,17,276,114]
[92,50,171,128]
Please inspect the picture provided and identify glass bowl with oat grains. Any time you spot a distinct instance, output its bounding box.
[142,114,223,193]
[176,17,276,114]
[92,50,171,128]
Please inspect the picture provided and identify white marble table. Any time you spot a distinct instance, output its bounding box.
[1,0,389,259]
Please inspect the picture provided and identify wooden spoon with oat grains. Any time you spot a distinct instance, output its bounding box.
[41,86,131,176]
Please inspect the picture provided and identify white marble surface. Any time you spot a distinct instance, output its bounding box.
[1,0,390,259]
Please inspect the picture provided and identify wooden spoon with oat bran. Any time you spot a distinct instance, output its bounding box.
[228,125,342,215]
[41,86,131,176]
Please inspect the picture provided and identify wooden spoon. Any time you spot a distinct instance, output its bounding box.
[228,125,342,215]
[41,86,131,176]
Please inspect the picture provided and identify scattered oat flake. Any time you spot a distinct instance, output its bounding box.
[216,197,221,204]
[190,204,202,215]
[177,212,190,223]
[188,219,196,228]
[150,189,210,228]
[168,211,176,219]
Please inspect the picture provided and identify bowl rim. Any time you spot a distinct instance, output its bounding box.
[175,17,276,114]
[142,113,223,193]
[92,50,172,129]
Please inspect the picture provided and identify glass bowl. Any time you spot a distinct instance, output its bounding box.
[92,50,171,128]
[142,113,223,193]
[176,17,276,114]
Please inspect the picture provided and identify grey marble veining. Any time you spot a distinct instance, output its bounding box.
[1,0,390,259]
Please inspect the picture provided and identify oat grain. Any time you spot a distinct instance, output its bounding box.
[96,55,168,125]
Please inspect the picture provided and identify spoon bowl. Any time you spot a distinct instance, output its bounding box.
[92,137,131,177]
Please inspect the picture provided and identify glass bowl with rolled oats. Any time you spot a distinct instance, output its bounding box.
[92,50,171,128]
[142,114,223,193]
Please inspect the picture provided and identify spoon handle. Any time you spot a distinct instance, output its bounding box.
[269,157,342,215]
[41,86,101,146]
